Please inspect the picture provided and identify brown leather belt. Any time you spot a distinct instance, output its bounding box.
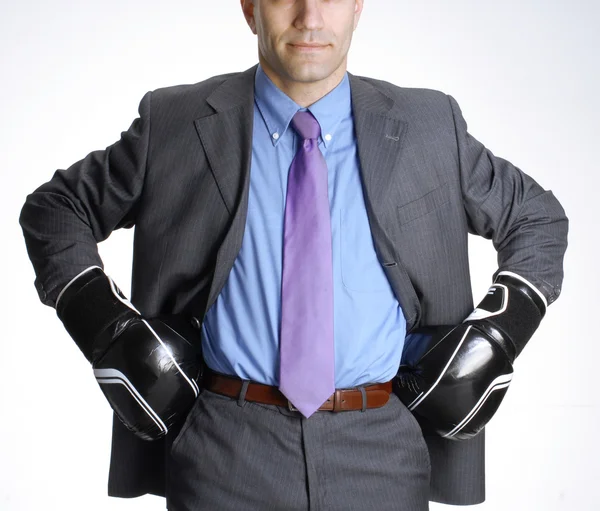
[201,368,393,412]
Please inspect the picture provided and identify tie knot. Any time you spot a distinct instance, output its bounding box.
[291,110,321,141]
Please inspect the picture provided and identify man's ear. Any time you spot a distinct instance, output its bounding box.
[353,0,364,31]
[241,0,257,35]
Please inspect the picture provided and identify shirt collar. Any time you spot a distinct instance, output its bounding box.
[254,63,351,149]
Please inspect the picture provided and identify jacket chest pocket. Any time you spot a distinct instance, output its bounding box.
[395,183,450,228]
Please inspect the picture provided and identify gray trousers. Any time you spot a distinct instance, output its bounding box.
[166,385,431,511]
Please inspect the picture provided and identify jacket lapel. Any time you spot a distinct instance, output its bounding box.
[194,64,257,313]
[348,74,422,329]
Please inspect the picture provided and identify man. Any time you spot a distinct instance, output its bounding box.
[19,0,568,509]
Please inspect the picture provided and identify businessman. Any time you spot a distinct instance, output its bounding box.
[19,0,568,509]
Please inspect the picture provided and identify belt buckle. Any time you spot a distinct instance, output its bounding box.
[287,400,299,412]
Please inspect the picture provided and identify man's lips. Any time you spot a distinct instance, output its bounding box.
[289,43,329,51]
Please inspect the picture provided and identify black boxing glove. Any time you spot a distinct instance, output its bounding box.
[56,266,203,441]
[393,271,547,440]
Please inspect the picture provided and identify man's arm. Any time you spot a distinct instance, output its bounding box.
[447,94,568,305]
[18,90,152,308]
[393,96,569,439]
[18,92,205,441]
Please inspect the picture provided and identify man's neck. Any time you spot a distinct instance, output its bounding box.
[258,55,347,108]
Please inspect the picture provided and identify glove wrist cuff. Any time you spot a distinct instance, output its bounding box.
[464,272,546,361]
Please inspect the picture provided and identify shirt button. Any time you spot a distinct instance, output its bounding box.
[272,132,280,140]
[190,317,202,329]
[324,134,332,141]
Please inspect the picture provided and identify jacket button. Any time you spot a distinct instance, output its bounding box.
[190,316,202,329]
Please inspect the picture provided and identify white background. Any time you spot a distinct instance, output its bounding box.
[1,1,598,509]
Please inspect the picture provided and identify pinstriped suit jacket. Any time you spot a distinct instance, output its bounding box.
[19,63,568,505]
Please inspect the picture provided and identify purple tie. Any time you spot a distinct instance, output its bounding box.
[279,110,335,419]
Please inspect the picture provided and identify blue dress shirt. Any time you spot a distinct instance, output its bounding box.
[201,64,407,388]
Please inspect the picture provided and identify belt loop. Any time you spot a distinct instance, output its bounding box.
[359,387,367,412]
[237,380,250,407]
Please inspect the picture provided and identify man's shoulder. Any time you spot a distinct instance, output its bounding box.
[135,70,250,120]
[150,71,242,102]
[351,73,451,107]
[350,74,460,126]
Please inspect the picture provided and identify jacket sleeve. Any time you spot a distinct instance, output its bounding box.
[19,91,152,308]
[447,94,568,306]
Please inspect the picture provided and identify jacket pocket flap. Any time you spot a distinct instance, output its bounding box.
[396,183,450,226]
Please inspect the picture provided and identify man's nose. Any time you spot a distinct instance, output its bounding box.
[294,0,325,32]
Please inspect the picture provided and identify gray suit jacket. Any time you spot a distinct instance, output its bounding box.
[19,63,568,505]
